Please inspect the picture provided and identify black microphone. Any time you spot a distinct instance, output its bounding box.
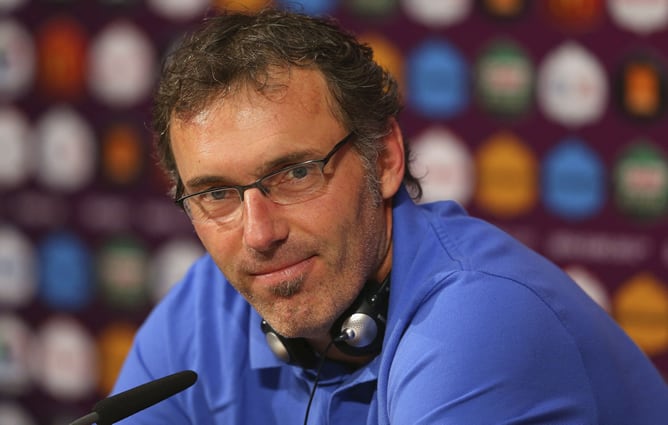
[68,370,198,425]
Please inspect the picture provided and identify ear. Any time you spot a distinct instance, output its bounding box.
[378,118,405,200]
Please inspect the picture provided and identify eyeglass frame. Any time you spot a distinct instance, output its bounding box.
[174,132,356,221]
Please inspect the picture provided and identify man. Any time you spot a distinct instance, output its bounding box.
[112,8,668,424]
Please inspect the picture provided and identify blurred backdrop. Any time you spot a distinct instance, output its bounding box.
[1,0,668,424]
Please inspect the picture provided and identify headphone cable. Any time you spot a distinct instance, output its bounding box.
[302,331,352,425]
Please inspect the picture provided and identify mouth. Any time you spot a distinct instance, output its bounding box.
[248,256,316,289]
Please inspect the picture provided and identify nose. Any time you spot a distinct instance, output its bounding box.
[241,188,288,252]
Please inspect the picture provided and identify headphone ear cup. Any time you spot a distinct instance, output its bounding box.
[331,281,389,357]
[261,277,391,364]
[261,320,318,368]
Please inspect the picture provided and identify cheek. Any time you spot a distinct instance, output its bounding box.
[193,224,241,263]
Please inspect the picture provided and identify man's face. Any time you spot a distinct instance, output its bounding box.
[170,69,393,339]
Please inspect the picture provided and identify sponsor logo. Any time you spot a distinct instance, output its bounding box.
[97,322,137,395]
[38,232,93,311]
[475,38,533,118]
[408,126,474,205]
[614,51,666,121]
[36,16,87,100]
[32,316,97,400]
[97,237,148,310]
[537,42,607,127]
[475,131,537,217]
[407,38,469,119]
[542,137,606,220]
[88,20,156,107]
[34,106,96,192]
[614,141,668,220]
[614,272,668,356]
[101,122,145,186]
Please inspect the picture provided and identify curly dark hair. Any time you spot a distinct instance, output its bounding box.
[153,7,421,200]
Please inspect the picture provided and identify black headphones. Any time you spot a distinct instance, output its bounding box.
[261,275,391,368]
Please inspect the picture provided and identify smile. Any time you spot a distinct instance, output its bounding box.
[249,256,316,288]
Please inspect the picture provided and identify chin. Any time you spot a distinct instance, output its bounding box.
[267,312,333,340]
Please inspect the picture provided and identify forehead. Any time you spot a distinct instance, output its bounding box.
[175,68,340,138]
[179,66,338,126]
[170,68,347,185]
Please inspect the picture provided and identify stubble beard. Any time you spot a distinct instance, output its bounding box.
[233,174,386,339]
[270,275,303,297]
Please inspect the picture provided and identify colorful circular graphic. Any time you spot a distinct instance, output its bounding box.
[34,106,96,192]
[614,273,668,356]
[97,236,148,310]
[97,322,137,395]
[407,38,469,119]
[613,50,667,121]
[31,315,98,400]
[101,122,145,186]
[475,131,538,217]
[537,42,607,127]
[88,20,157,107]
[38,232,94,311]
[409,126,474,206]
[36,16,88,100]
[475,38,534,118]
[613,141,668,220]
[542,138,606,221]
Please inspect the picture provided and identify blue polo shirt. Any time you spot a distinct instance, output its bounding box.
[112,186,668,424]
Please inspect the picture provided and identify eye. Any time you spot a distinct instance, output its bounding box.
[263,162,321,190]
[203,188,235,201]
[287,165,311,180]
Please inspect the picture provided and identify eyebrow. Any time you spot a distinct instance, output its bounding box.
[183,147,323,191]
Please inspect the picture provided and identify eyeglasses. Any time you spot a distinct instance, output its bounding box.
[175,132,355,225]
